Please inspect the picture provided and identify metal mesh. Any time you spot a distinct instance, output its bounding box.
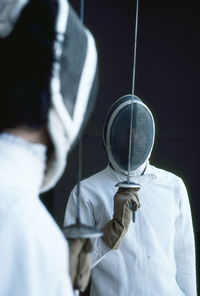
[110,102,154,172]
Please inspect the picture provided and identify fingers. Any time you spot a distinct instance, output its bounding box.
[115,188,141,209]
[68,238,92,292]
[68,238,87,256]
[83,238,93,252]
[75,250,91,292]
[129,192,141,209]
[118,188,140,208]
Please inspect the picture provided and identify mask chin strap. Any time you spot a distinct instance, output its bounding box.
[115,0,141,223]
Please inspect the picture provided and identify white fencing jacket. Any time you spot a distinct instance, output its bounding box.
[65,164,197,296]
[0,133,73,296]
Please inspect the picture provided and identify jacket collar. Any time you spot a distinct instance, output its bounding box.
[106,161,157,186]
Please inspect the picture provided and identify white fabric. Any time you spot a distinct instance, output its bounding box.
[64,164,197,296]
[0,133,73,296]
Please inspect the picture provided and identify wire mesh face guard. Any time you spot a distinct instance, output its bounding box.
[103,95,155,176]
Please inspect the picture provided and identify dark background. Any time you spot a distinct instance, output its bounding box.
[41,0,200,293]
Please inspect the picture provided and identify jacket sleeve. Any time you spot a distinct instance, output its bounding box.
[64,185,111,268]
[174,178,197,296]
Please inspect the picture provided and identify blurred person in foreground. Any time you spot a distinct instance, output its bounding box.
[0,0,98,295]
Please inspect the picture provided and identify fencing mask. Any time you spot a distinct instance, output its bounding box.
[0,0,98,192]
[103,95,155,176]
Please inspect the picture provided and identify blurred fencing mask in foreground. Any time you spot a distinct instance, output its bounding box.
[0,0,98,192]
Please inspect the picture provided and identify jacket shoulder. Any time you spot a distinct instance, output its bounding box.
[149,164,184,185]
[81,167,110,186]
[70,167,113,196]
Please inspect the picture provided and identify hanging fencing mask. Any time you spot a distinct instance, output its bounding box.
[0,0,98,192]
[103,95,155,176]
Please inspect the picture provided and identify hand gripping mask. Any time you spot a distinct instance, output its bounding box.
[0,0,98,192]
